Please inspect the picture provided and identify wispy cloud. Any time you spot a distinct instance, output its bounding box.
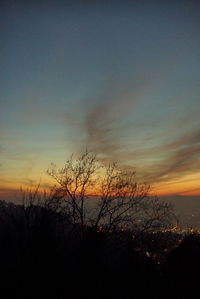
[85,88,200,184]
[142,129,200,183]
[84,75,150,161]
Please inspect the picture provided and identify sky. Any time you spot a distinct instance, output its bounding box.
[1,0,200,212]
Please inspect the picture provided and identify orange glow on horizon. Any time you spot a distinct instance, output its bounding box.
[152,173,200,196]
[1,170,200,200]
[1,179,200,201]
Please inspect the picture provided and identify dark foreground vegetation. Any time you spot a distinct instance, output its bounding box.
[0,151,197,298]
[0,199,199,299]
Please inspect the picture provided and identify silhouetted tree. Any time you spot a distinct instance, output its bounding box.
[47,150,176,235]
[0,196,179,299]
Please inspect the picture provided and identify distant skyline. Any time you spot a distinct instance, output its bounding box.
[1,0,200,201]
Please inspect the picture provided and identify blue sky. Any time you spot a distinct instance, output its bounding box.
[1,0,200,198]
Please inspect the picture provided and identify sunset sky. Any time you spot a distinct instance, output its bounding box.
[1,0,200,203]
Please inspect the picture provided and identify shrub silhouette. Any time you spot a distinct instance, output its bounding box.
[0,151,178,298]
[0,199,168,299]
[163,233,200,299]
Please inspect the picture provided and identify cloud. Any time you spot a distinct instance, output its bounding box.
[85,91,200,184]
[82,72,200,187]
[84,75,150,161]
[143,129,200,183]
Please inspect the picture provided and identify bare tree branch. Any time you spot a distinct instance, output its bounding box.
[47,150,176,236]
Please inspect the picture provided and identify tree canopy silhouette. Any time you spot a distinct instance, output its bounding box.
[47,150,176,235]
